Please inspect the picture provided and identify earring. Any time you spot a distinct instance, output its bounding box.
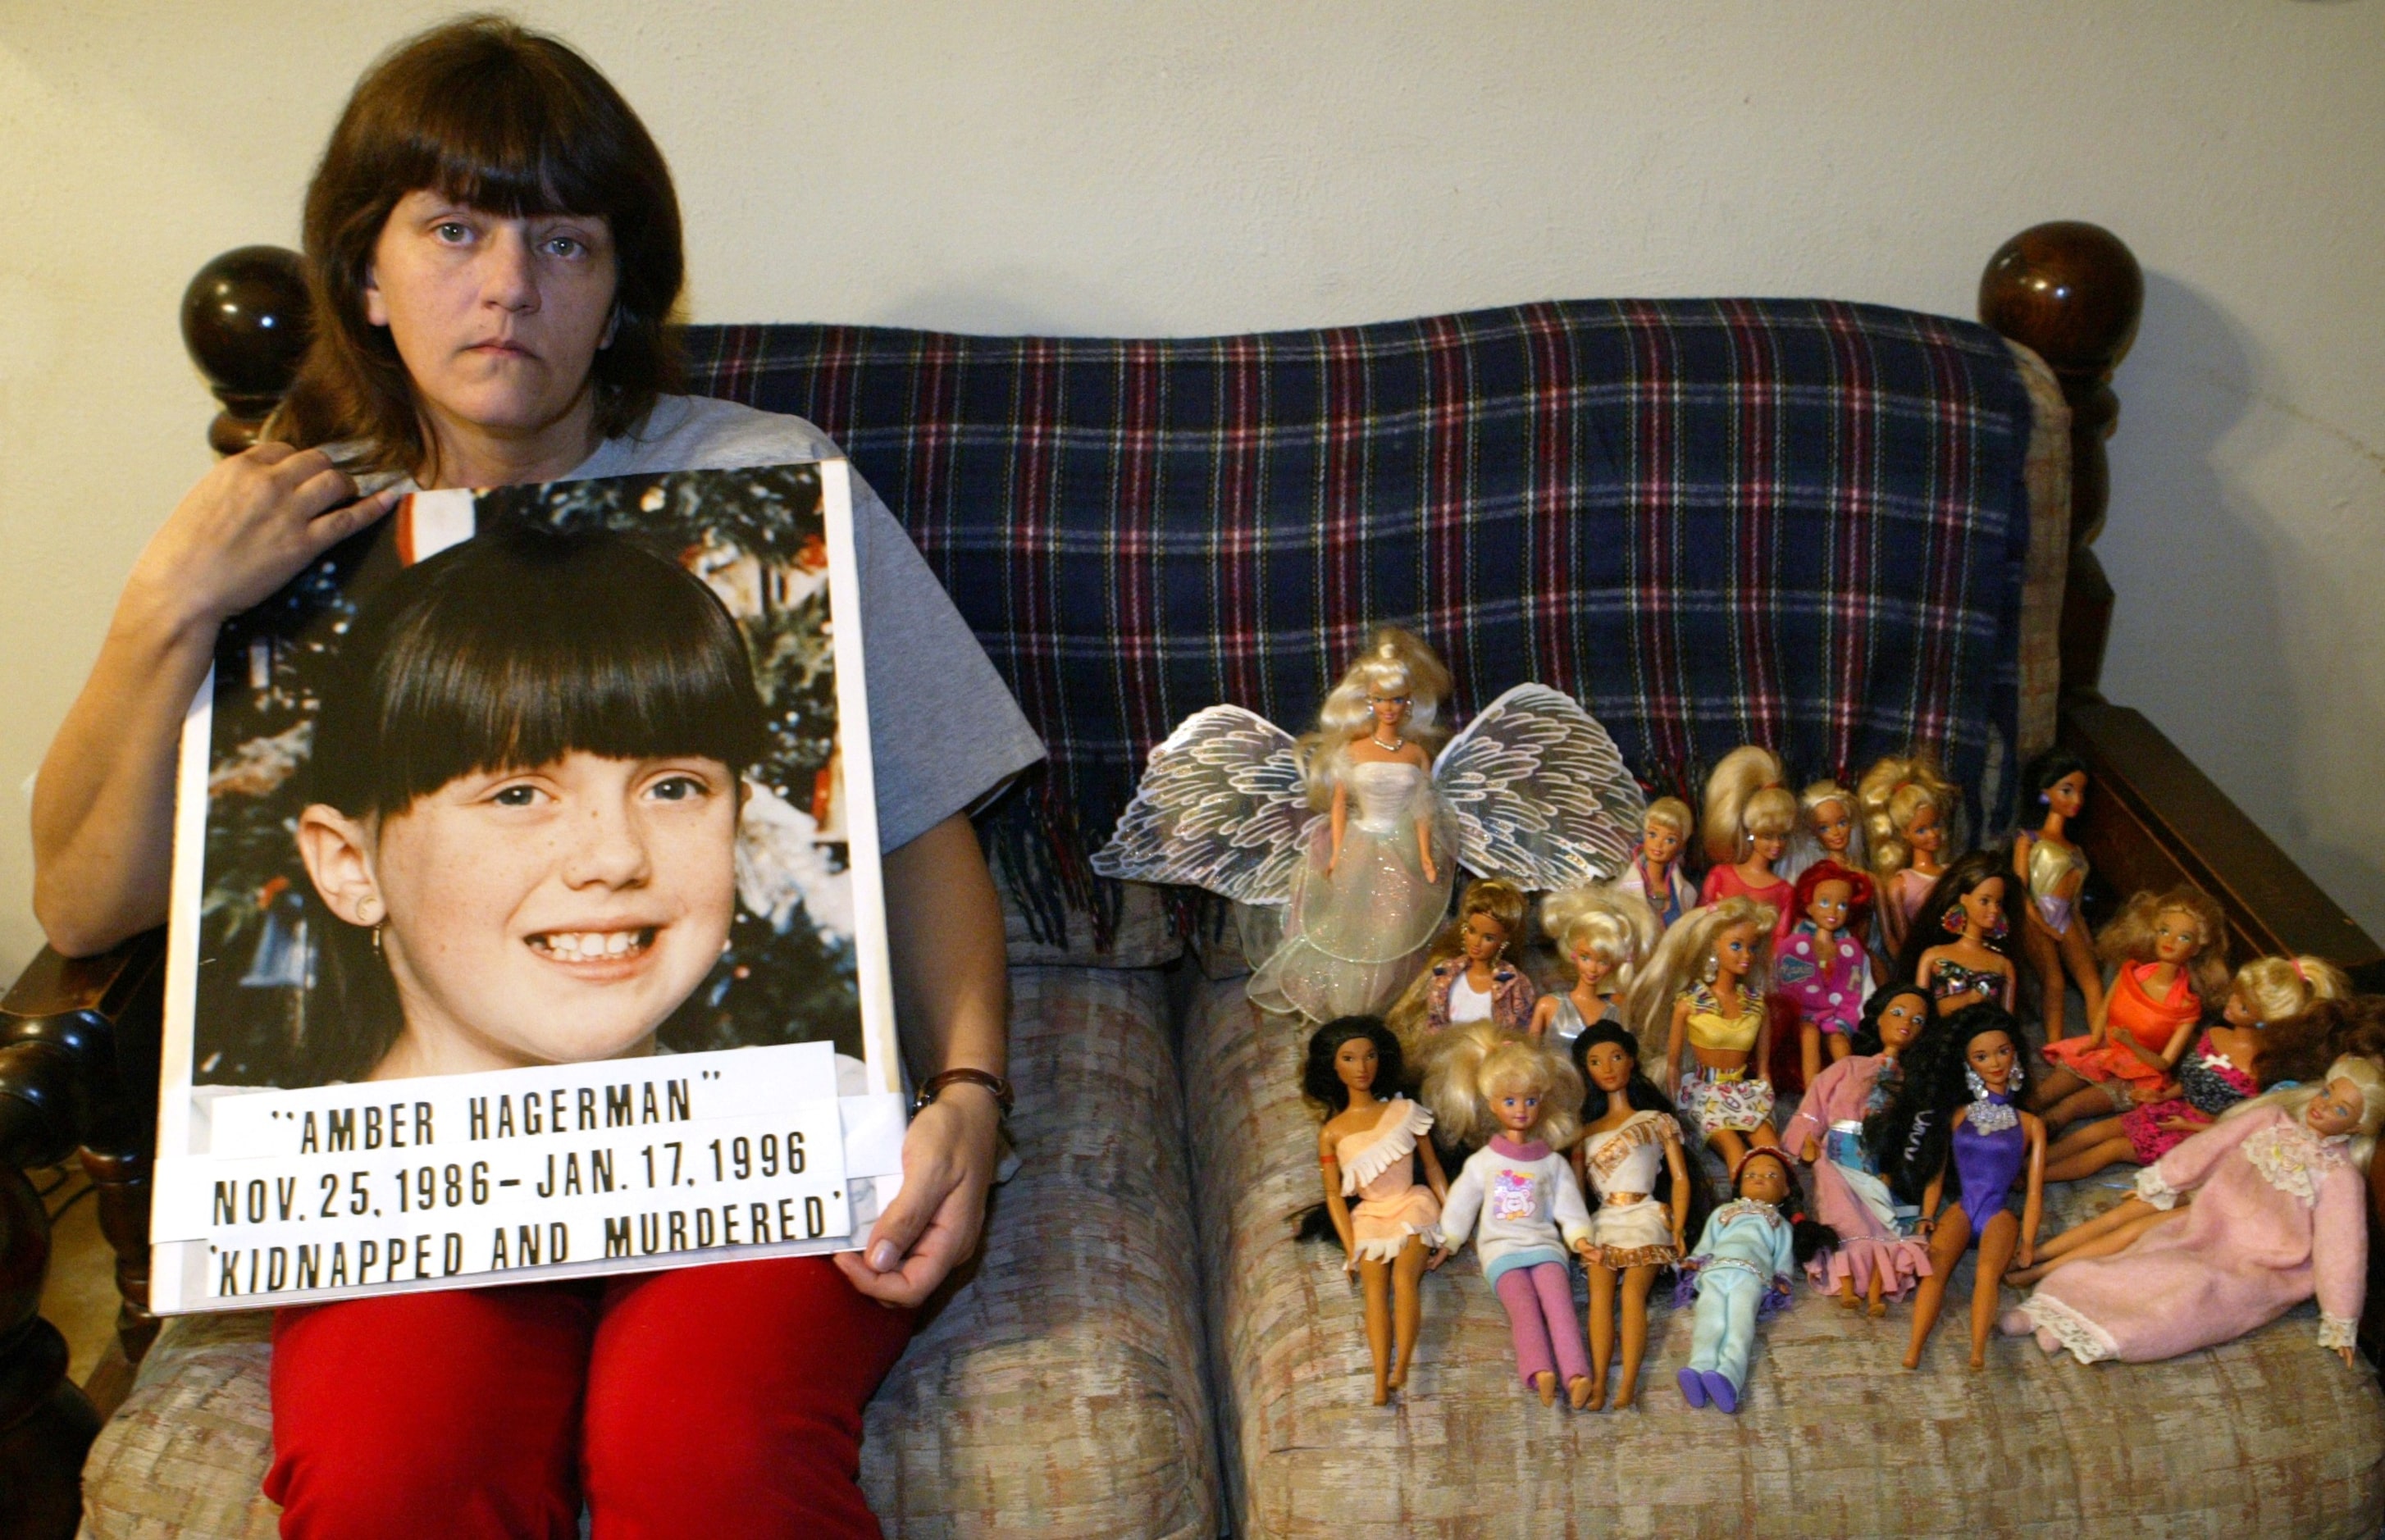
[1942,908,1966,935]
[1964,1066,1990,1102]
[1700,953,1721,984]
[370,923,385,958]
[1990,912,2010,942]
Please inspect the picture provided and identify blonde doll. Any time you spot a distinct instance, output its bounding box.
[1247,628,1457,1021]
[1428,1027,1598,1408]
[1858,754,1956,964]
[1613,796,1697,929]
[1389,878,1538,1042]
[1529,885,1658,1046]
[1628,897,1782,1171]
[2035,887,2229,1133]
[1697,747,1795,914]
[1781,778,1866,882]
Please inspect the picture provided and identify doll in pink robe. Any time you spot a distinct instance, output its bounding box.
[2004,1056,2384,1366]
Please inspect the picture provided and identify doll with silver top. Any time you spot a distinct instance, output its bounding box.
[1630,896,1783,1172]
[1529,885,1658,1046]
[1697,746,1796,914]
[1093,627,1646,1023]
[1857,754,1956,967]
[1674,1147,1836,1413]
[1612,796,1698,930]
[2011,747,2105,1044]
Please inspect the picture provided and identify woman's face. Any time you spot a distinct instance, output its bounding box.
[1813,798,1854,854]
[2045,772,2088,821]
[1461,911,1508,964]
[1875,991,1931,1053]
[1715,922,1758,981]
[1967,1029,2018,1092]
[301,750,738,1076]
[1958,876,2006,937]
[365,190,620,467]
[1641,819,1683,868]
[2152,909,2205,965]
[1906,800,1943,855]
[1334,1035,1379,1097]
[1582,1039,1634,1095]
[2308,1078,2366,1138]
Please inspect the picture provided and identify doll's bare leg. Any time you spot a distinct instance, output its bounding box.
[1357,1255,1393,1406]
[1747,1119,1783,1150]
[2041,1085,2117,1135]
[1837,1273,1861,1310]
[1904,1205,1977,1369]
[2028,1065,2087,1114]
[1584,1265,1617,1410]
[1389,1238,1428,1391]
[2046,1114,2127,1165]
[2013,1205,2187,1284]
[1708,1128,1749,1173]
[1615,1264,1660,1409]
[1969,1210,2022,1369]
[1801,1024,1823,1088]
[1829,1033,1854,1064]
[1866,1263,1887,1318]
[2032,1195,2155,1261]
[2044,1134,2138,1185]
[2022,915,2069,1042]
[2056,921,2105,1033]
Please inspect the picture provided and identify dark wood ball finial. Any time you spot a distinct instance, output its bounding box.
[180,244,310,456]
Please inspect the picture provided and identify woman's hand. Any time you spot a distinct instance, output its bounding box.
[836,1084,1002,1307]
[128,445,399,635]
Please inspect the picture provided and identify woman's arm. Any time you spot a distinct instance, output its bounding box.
[834,811,1010,1307]
[34,448,396,955]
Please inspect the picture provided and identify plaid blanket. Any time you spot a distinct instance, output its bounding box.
[682,301,2039,939]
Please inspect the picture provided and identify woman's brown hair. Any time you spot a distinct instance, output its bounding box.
[276,16,683,474]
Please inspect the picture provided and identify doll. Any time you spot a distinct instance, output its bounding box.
[1773,861,1876,1086]
[1857,754,1956,966]
[1781,778,1866,882]
[1896,851,2016,1017]
[2004,1055,2385,1367]
[1429,1029,1597,1407]
[2034,886,2228,1133]
[1301,1016,1449,1405]
[1674,1148,1836,1413]
[1530,885,1658,1046]
[1389,878,1539,1041]
[1781,983,1937,1314]
[1094,631,1648,1023]
[1612,796,1698,929]
[1570,1020,1697,1410]
[1698,746,1796,913]
[2011,747,2106,1043]
[1629,896,1781,1170]
[1876,1004,2046,1369]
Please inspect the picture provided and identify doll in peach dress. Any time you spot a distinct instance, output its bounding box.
[1302,1016,1448,1405]
[2034,887,2228,1134]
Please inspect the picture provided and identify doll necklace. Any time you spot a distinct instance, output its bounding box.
[1371,731,1405,752]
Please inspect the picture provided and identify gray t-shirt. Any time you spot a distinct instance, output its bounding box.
[569,395,1045,853]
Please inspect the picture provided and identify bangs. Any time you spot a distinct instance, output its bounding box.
[313,523,768,818]
[387,46,627,222]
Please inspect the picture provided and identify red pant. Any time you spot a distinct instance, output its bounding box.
[264,1255,912,1539]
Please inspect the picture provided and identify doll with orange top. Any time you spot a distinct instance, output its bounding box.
[1858,754,1956,966]
[1698,747,1796,914]
[1612,797,1698,930]
[1773,861,1877,1085]
[2033,886,2228,1134]
[2012,748,2107,1043]
[1388,878,1539,1042]
[1302,1016,1449,1406]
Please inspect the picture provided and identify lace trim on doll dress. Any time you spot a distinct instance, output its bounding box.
[1586,1111,1678,1182]
[1338,1099,1434,1195]
[2242,1120,2351,1208]
[2320,1314,2360,1351]
[2019,1293,2120,1365]
[2132,1163,2183,1210]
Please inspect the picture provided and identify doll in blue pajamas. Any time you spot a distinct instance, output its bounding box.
[1677,1147,1837,1413]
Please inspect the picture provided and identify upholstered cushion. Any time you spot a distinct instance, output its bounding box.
[81,966,1216,1540]
[1182,974,2385,1538]
[996,869,1182,970]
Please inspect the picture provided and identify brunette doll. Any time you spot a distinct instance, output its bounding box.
[1774,861,1876,1085]
[1248,628,1456,1022]
[2034,886,2228,1133]
[1674,1148,1837,1413]
[1781,778,1866,882]
[2011,747,2105,1042]
[1858,754,1956,964]
[1629,896,1781,1170]
[1530,886,1659,1046]
[1612,796,1699,930]
[1897,852,2017,1018]
[1873,1004,2046,1369]
[1302,1016,1449,1405]
[1389,878,1539,1042]
[1429,1030,1597,1408]
[1781,984,1937,1314]
[1698,746,1796,914]
[1570,1020,1697,1410]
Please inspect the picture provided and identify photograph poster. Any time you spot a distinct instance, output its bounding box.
[148,460,905,1311]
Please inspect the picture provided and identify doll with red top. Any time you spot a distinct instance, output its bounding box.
[2012,748,2106,1043]
[1698,747,1796,914]
[1612,796,1698,930]
[1857,754,1955,966]
[1773,861,1877,1086]
[1389,878,1539,1042]
[2034,887,2228,1134]
[1898,852,2018,1018]
[1302,1016,1449,1406]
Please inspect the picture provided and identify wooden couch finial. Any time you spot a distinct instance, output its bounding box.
[1978,221,2145,704]
[180,245,309,456]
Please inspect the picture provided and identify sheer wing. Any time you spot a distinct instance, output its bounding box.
[1090,706,1314,904]
[1433,684,1647,890]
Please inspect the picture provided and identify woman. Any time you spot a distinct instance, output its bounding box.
[31,19,1041,1538]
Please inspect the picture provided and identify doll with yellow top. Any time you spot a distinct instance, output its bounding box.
[2011,748,2107,1043]
[1630,896,1782,1171]
[1612,796,1698,930]
[1302,1016,1449,1406]
[1388,878,1539,1043]
[1529,885,1658,1047]
[1858,754,1957,965]
[2033,887,2228,1134]
[1697,747,1796,914]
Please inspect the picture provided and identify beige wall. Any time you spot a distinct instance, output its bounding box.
[2,2,2380,977]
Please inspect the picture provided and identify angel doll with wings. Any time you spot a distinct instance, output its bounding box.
[1093,627,1648,1023]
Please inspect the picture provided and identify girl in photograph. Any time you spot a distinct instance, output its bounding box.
[30,19,1042,1536]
